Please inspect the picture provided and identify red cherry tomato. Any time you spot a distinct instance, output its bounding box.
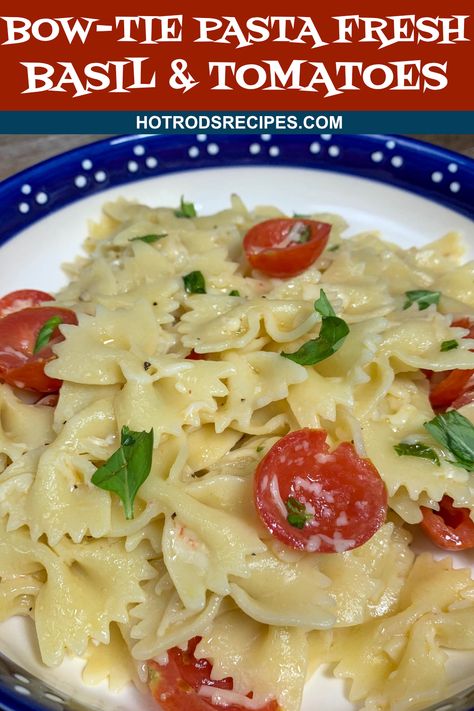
[254,429,387,553]
[429,318,474,410]
[420,495,474,550]
[186,350,207,360]
[0,290,53,318]
[243,218,331,278]
[148,637,280,711]
[0,306,77,393]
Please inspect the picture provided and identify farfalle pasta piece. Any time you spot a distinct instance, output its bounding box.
[196,609,308,711]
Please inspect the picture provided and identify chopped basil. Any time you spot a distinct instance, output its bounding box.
[328,244,340,252]
[293,212,310,218]
[33,315,63,354]
[296,225,311,243]
[281,289,349,366]
[403,289,441,311]
[91,426,154,519]
[440,339,458,352]
[314,290,336,318]
[424,410,474,471]
[129,233,167,244]
[256,445,264,453]
[175,196,197,218]
[183,271,206,294]
[285,496,313,529]
[229,290,240,297]
[394,442,440,466]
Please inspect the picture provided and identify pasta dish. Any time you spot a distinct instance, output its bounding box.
[0,195,473,711]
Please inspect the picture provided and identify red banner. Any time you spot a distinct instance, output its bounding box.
[0,0,472,111]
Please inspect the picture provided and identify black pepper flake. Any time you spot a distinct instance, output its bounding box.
[171,512,177,519]
[153,301,158,306]
[241,398,246,402]
[29,607,33,612]
[144,361,151,371]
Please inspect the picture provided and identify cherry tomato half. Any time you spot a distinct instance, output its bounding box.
[0,289,53,318]
[148,637,280,711]
[0,306,77,393]
[243,218,331,278]
[186,350,207,361]
[429,318,474,410]
[420,495,474,550]
[254,429,387,553]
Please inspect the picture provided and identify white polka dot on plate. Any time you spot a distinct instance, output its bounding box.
[18,202,29,213]
[269,146,280,157]
[309,142,321,154]
[81,159,92,170]
[207,143,219,155]
[21,184,32,195]
[450,181,461,193]
[146,156,158,168]
[249,143,261,155]
[261,134,271,141]
[196,134,207,142]
[13,674,30,685]
[328,145,340,157]
[386,140,396,150]
[94,170,107,183]
[448,163,458,173]
[391,156,403,168]
[128,160,139,173]
[431,171,443,183]
[321,134,332,141]
[133,145,145,156]
[35,192,48,204]
[75,175,87,188]
[371,151,384,163]
[13,685,30,696]
[188,146,199,158]
[43,692,65,703]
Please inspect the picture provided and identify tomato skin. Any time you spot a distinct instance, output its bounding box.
[421,496,474,550]
[0,306,77,393]
[429,318,474,410]
[149,637,280,711]
[254,429,387,553]
[243,219,331,278]
[186,350,207,361]
[0,290,53,318]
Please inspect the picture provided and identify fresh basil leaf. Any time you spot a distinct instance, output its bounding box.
[183,271,206,294]
[293,212,310,218]
[33,315,63,354]
[424,410,474,471]
[295,225,311,243]
[314,289,337,318]
[285,496,313,529]
[440,339,458,352]
[91,426,154,519]
[281,289,349,366]
[328,244,340,252]
[403,289,441,311]
[129,233,167,244]
[229,290,240,297]
[256,445,264,453]
[394,442,440,466]
[175,196,197,218]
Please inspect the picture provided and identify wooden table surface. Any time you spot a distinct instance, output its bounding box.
[0,134,473,182]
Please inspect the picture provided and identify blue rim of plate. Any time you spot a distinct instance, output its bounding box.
[0,133,473,249]
[0,132,474,711]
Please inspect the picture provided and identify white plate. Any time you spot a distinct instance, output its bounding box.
[1,154,474,711]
